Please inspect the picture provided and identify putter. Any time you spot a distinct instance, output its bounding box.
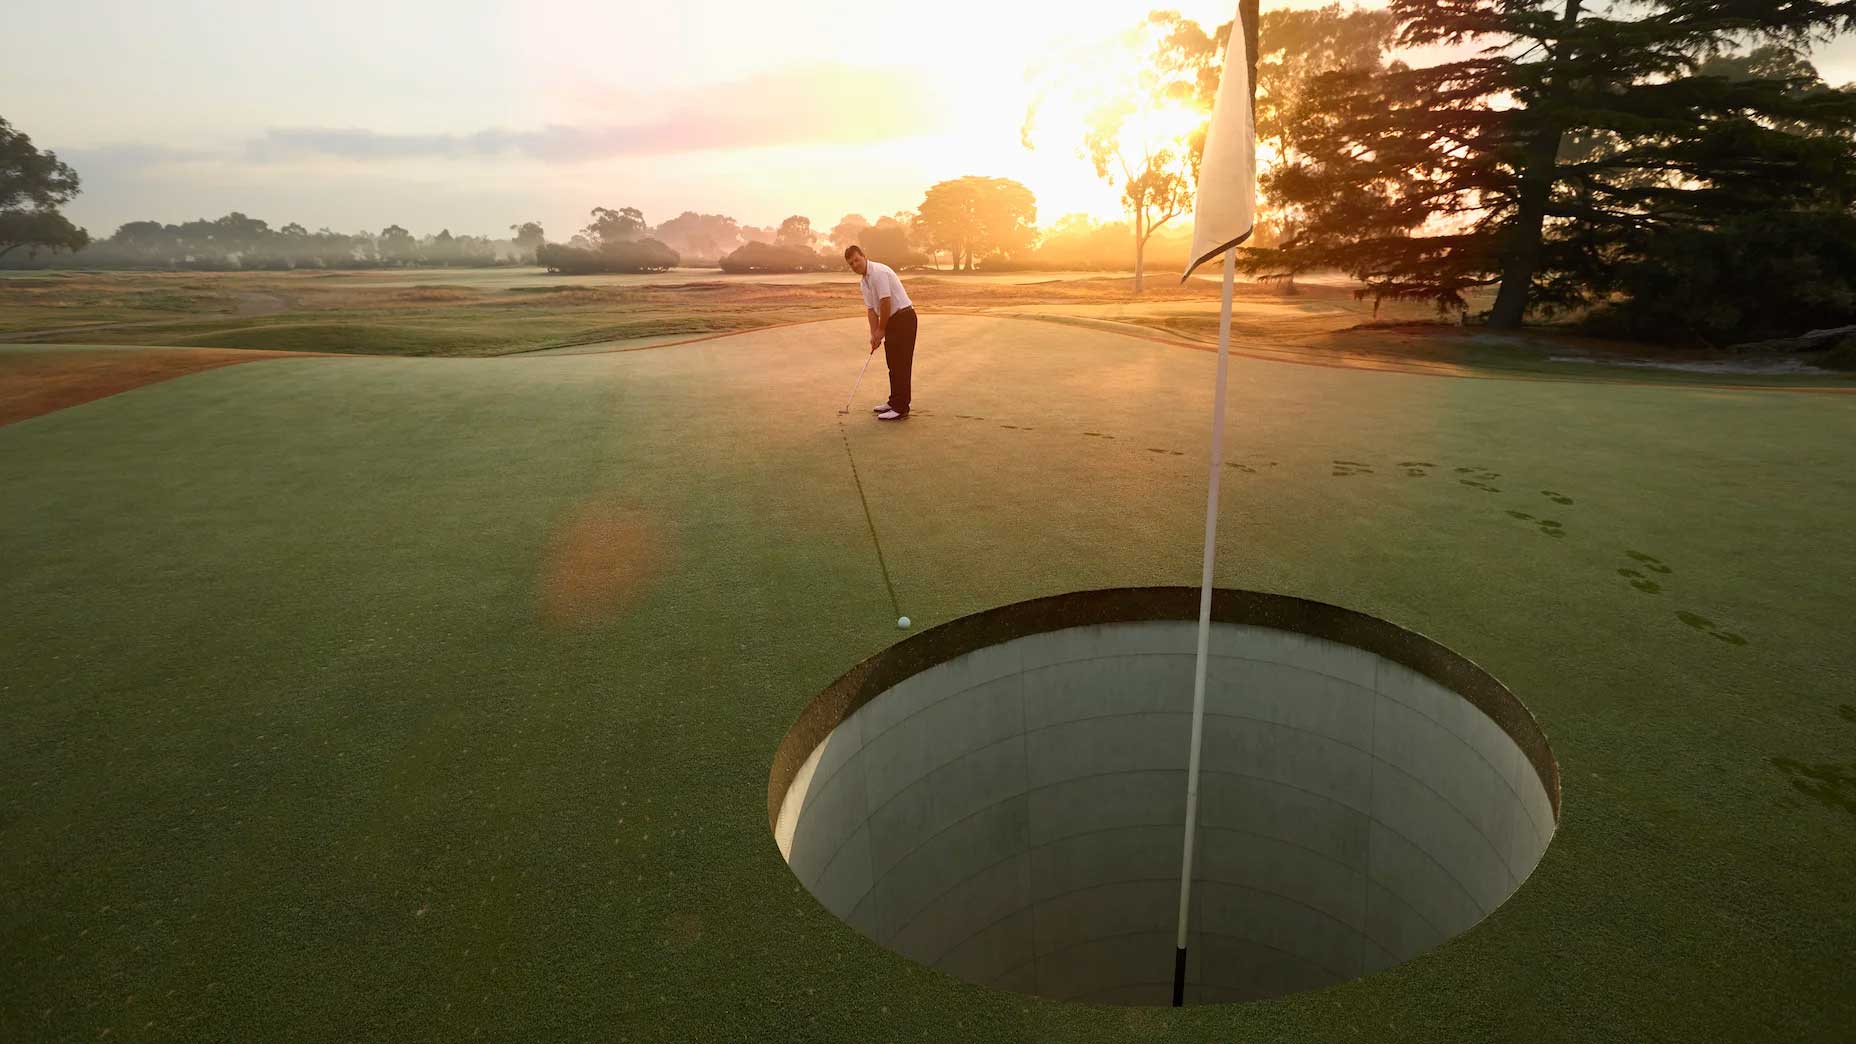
[839,346,878,415]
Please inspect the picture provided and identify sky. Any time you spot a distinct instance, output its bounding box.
[7,1,1856,242]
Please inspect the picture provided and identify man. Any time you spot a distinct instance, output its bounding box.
[844,245,917,420]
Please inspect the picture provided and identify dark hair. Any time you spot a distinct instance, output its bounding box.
[843,245,864,261]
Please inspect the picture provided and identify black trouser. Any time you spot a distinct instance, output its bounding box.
[883,307,918,414]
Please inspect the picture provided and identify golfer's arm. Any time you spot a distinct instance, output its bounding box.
[878,297,894,334]
[867,307,880,337]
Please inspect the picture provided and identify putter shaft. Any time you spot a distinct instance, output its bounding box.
[841,348,877,414]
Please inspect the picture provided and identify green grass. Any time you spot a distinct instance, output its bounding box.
[2,317,1853,1041]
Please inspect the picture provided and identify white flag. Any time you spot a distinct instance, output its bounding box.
[1182,1,1260,281]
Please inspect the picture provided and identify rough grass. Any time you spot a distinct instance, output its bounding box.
[4,269,1851,386]
[170,321,518,355]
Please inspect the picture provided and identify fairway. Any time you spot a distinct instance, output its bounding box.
[3,316,1853,1041]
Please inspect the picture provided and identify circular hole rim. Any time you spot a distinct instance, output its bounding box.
[769,585,1559,837]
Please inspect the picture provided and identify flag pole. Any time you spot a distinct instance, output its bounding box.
[1173,246,1238,1007]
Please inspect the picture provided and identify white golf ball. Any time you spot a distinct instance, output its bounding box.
[897,616,911,630]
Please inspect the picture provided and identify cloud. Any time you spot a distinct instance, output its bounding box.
[57,143,217,168]
[247,64,949,164]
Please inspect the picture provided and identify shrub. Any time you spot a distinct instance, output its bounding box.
[717,241,833,273]
[1582,210,1856,348]
[538,238,679,274]
[1821,334,1856,372]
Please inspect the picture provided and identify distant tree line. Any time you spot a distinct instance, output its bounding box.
[2,112,1147,278]
[0,113,1112,277]
[539,186,1052,275]
[90,214,533,270]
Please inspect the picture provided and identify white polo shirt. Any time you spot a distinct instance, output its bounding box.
[858,260,913,313]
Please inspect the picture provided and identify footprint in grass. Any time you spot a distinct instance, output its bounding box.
[1399,461,1437,478]
[1618,551,1671,594]
[1617,568,1662,594]
[1460,479,1502,493]
[1225,461,1258,474]
[1677,610,1748,646]
[1542,490,1575,506]
[1628,550,1673,575]
[1333,459,1375,477]
[1771,757,1856,817]
[1506,510,1565,538]
[1083,431,1115,440]
[1770,707,1856,817]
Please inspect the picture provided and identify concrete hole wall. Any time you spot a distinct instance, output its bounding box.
[768,590,1558,1007]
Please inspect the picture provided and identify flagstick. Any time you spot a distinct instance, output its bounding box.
[1173,246,1238,1008]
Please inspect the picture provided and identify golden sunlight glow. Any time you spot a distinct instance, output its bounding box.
[1142,102,1214,155]
[1015,11,1216,215]
[20,1,1368,236]
[522,2,1255,227]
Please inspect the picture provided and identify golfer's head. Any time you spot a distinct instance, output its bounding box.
[844,245,867,275]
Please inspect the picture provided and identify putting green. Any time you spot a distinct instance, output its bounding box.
[2,315,1852,1041]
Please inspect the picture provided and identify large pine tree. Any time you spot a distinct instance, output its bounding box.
[1252,0,1856,334]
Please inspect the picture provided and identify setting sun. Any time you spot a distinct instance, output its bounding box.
[5,0,1336,237]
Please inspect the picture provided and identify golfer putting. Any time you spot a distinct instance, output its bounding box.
[834,244,915,630]
[844,245,917,420]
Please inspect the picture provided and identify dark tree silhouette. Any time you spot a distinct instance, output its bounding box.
[0,117,88,260]
[1253,0,1856,334]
